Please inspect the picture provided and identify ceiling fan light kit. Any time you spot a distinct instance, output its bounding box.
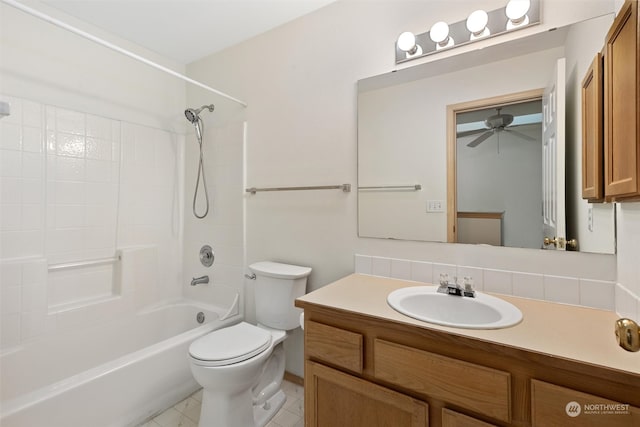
[395,0,539,64]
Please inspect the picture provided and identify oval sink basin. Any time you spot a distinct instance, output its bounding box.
[387,286,523,329]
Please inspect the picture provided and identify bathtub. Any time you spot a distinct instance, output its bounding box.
[0,298,240,427]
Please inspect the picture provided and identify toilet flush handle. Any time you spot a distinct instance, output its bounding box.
[244,273,256,280]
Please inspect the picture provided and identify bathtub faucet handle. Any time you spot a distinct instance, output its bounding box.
[191,275,209,286]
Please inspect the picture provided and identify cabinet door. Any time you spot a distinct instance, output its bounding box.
[582,52,604,201]
[531,380,640,426]
[305,360,428,427]
[604,0,639,198]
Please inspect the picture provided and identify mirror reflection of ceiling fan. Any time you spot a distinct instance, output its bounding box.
[456,107,541,147]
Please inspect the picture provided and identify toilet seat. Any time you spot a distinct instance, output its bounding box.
[189,322,272,367]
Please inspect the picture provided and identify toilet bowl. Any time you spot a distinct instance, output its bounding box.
[188,261,311,427]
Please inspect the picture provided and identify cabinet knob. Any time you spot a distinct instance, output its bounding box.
[543,236,559,247]
[615,318,640,352]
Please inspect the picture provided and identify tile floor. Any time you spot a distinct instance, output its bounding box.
[139,380,304,427]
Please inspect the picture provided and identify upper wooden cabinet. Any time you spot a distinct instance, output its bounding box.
[582,52,604,201]
[604,0,640,200]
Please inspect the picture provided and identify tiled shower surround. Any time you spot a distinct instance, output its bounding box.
[0,94,183,351]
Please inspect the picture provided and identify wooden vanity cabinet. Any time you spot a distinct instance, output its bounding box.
[301,305,640,427]
[604,0,640,200]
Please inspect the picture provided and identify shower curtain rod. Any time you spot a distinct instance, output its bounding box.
[2,0,248,108]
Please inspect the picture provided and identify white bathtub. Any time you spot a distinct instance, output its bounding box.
[0,299,240,427]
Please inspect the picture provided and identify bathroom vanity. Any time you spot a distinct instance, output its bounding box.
[295,274,640,426]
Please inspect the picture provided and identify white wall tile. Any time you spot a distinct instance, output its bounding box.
[2,285,21,314]
[55,205,85,229]
[21,204,42,231]
[0,122,21,150]
[544,275,580,305]
[1,312,21,349]
[21,152,42,179]
[1,262,22,287]
[21,281,47,313]
[86,115,112,140]
[21,312,49,341]
[371,256,391,277]
[1,204,21,231]
[1,177,22,204]
[85,159,111,182]
[512,272,544,300]
[354,254,372,275]
[390,258,411,280]
[55,156,85,181]
[86,138,112,161]
[56,132,85,158]
[22,127,42,153]
[615,284,638,321]
[579,279,615,310]
[21,178,42,204]
[0,149,21,177]
[484,269,513,295]
[55,109,84,135]
[410,261,433,283]
[21,100,42,128]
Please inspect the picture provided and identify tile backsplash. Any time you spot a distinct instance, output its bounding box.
[355,254,618,312]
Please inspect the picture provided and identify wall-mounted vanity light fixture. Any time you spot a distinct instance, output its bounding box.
[395,0,539,64]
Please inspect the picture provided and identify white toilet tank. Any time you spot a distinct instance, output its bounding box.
[249,261,311,330]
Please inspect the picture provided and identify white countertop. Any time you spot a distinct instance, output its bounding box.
[296,274,640,376]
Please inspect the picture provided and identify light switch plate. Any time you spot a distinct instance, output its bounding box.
[427,200,444,212]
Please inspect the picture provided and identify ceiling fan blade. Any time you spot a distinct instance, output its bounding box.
[504,128,537,141]
[457,128,488,138]
[466,130,494,147]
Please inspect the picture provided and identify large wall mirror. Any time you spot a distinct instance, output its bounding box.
[357,14,616,254]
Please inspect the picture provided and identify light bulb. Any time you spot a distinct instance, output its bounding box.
[429,21,449,43]
[430,21,454,49]
[466,10,488,34]
[466,10,490,40]
[397,32,417,53]
[506,0,531,25]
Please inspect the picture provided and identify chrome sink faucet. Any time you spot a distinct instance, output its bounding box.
[191,275,209,286]
[437,274,475,298]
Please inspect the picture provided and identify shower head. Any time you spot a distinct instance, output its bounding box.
[184,104,215,123]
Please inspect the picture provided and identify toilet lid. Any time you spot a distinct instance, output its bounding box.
[189,322,272,366]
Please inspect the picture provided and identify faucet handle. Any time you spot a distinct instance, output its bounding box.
[463,276,476,297]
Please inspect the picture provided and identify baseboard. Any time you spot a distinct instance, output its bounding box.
[284,371,304,387]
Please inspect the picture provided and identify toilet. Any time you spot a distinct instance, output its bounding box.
[189,261,311,427]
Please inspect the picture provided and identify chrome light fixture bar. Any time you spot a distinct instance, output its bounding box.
[395,0,540,64]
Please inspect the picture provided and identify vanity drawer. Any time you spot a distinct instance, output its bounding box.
[305,320,363,374]
[531,379,640,426]
[374,339,511,423]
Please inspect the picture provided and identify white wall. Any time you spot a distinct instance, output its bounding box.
[458,124,543,249]
[0,2,186,350]
[187,0,624,377]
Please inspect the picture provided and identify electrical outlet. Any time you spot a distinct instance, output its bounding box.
[427,200,444,212]
[588,205,593,232]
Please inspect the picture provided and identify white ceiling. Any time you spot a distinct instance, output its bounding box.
[41,0,337,64]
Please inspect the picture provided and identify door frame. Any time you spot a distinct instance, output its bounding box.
[446,89,544,243]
